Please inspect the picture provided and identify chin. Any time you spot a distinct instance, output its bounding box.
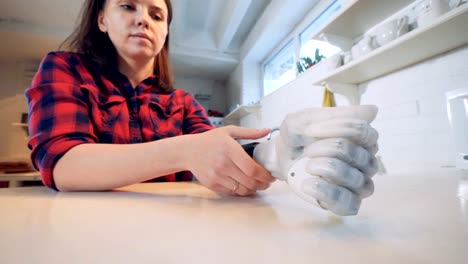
[121,44,155,58]
[126,50,157,62]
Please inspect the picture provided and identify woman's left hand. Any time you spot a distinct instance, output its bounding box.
[183,126,276,196]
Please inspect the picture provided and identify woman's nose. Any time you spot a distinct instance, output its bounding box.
[137,21,148,28]
[135,9,150,28]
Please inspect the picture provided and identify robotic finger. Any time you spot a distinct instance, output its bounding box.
[287,158,362,216]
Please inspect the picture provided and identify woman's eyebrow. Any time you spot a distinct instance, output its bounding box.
[149,6,166,16]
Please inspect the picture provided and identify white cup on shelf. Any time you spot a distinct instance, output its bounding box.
[342,51,352,65]
[374,16,409,47]
[449,0,468,9]
[414,0,450,28]
[351,35,375,60]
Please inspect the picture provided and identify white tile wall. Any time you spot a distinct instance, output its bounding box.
[241,45,468,174]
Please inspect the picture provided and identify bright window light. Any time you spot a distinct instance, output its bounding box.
[300,0,342,59]
[301,40,341,59]
[263,41,295,96]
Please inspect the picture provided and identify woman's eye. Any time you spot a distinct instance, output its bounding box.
[151,14,162,21]
[120,4,134,10]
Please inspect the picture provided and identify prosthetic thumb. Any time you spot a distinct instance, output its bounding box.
[252,138,285,180]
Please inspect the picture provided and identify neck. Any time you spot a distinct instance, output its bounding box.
[118,56,155,88]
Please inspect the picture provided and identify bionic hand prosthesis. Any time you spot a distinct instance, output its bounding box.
[253,105,379,216]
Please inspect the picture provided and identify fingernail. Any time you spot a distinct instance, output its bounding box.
[257,182,268,190]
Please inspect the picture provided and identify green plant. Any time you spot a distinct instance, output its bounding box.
[314,48,325,63]
[296,48,326,73]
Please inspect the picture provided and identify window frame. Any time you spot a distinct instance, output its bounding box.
[262,39,296,97]
[261,0,340,97]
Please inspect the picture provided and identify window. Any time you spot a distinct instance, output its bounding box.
[300,0,342,60]
[262,0,343,97]
[263,40,295,96]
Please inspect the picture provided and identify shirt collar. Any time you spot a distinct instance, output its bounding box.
[100,64,167,93]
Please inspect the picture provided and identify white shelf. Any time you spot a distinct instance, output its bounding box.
[313,4,468,85]
[223,105,261,124]
[0,171,40,181]
[315,0,413,40]
[11,123,28,127]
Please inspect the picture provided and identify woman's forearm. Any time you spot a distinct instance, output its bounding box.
[53,135,192,191]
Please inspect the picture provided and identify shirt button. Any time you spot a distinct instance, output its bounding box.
[130,113,137,120]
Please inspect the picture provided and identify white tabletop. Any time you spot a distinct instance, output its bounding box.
[0,170,467,264]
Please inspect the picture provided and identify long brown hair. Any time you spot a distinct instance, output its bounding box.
[62,0,174,91]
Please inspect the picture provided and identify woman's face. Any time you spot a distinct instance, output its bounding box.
[98,0,168,63]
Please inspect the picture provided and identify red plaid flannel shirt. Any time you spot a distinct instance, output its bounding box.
[25,52,213,190]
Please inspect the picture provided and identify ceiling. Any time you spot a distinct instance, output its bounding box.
[0,0,320,80]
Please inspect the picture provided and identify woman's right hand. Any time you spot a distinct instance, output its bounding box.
[184,126,276,196]
[253,105,379,215]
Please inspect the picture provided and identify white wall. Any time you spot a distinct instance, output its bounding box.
[174,77,226,114]
[240,45,468,174]
[241,62,263,105]
[226,64,243,111]
[0,60,31,160]
[225,60,263,114]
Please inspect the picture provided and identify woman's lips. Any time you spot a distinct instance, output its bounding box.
[130,33,151,42]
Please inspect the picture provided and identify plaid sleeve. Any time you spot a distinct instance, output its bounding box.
[181,92,214,134]
[25,52,97,190]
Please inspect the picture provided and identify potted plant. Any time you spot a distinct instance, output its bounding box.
[296,48,326,73]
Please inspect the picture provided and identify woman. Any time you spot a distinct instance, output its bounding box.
[25,0,275,194]
[26,0,380,216]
